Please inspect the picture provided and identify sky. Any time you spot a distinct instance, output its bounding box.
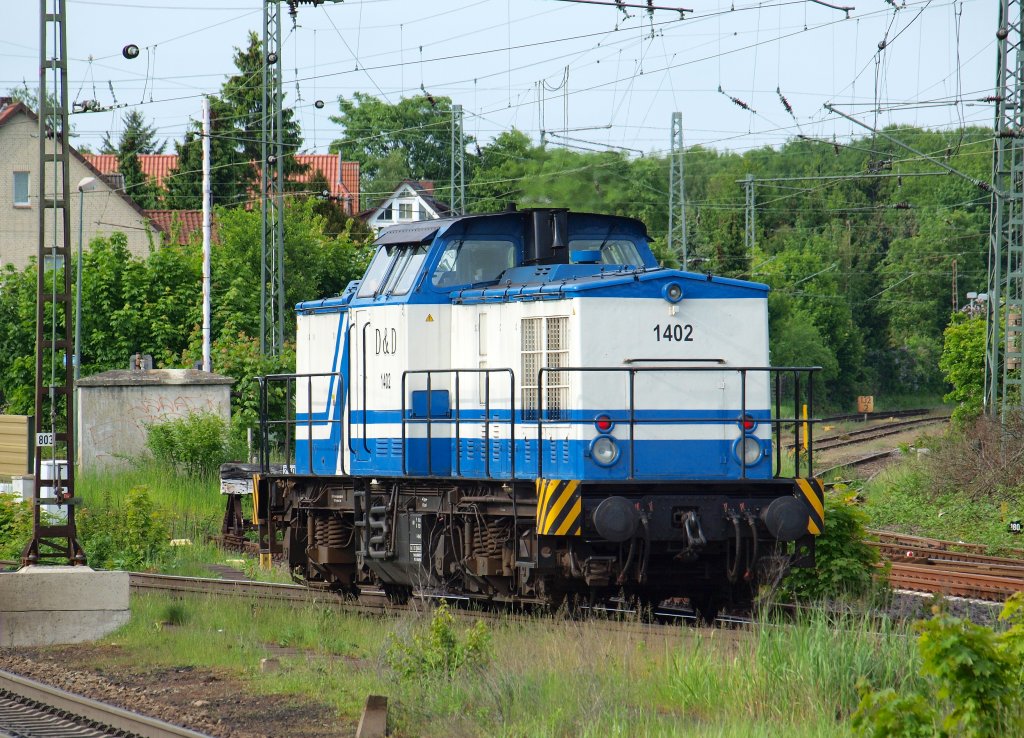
[0,0,996,159]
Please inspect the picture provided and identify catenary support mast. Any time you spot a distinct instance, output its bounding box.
[988,0,1024,419]
[667,112,688,269]
[22,0,85,566]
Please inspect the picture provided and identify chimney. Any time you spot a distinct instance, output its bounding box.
[418,180,434,195]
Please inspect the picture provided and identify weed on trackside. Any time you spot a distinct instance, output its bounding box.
[94,593,926,737]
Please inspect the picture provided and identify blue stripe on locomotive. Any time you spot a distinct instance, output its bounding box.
[293,312,774,480]
[302,435,771,481]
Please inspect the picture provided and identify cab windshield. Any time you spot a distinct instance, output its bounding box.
[432,239,516,288]
[357,243,428,298]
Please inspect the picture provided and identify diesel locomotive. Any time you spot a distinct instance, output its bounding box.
[245,208,823,618]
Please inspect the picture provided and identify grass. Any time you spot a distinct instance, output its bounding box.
[77,463,223,540]
[93,594,920,737]
[862,460,1024,553]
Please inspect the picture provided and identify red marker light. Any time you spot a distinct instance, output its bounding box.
[741,415,755,431]
[595,415,613,432]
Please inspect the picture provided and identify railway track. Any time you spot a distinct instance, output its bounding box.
[790,414,950,453]
[0,669,213,738]
[869,530,1024,601]
[129,571,717,633]
[820,408,931,424]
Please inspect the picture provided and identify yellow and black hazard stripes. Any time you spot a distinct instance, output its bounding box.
[795,478,825,536]
[535,479,583,536]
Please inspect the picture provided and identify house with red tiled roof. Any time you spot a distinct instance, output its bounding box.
[83,153,178,189]
[83,152,360,215]
[0,99,161,270]
[143,210,208,245]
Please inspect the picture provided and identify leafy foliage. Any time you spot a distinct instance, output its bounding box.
[939,314,987,424]
[386,602,491,680]
[146,411,240,478]
[77,486,169,570]
[165,31,304,209]
[330,92,472,209]
[101,110,166,209]
[853,593,1024,738]
[0,497,34,560]
[780,494,880,601]
[0,199,366,418]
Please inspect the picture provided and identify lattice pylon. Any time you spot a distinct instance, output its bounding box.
[22,0,86,567]
[987,0,1024,419]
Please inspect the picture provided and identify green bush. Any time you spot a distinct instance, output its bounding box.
[939,314,986,426]
[386,602,491,680]
[78,486,169,570]
[146,411,240,478]
[0,496,33,559]
[853,593,1024,738]
[780,493,881,601]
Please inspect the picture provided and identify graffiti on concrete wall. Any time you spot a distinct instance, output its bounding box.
[129,395,220,425]
[81,391,229,466]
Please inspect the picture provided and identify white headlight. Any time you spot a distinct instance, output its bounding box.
[735,436,763,466]
[590,435,620,466]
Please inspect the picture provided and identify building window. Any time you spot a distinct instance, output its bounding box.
[378,204,393,221]
[13,171,29,207]
[398,202,413,220]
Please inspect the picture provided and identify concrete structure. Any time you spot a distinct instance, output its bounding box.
[361,180,452,234]
[76,368,233,468]
[0,100,160,270]
[0,566,129,646]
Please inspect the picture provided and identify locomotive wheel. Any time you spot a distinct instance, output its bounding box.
[693,594,721,626]
[383,584,412,605]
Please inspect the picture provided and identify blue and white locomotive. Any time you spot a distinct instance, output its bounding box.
[252,208,823,616]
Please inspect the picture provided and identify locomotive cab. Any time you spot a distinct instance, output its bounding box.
[251,209,822,616]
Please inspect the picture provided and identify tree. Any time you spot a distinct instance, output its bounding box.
[165,31,304,209]
[99,110,166,209]
[466,129,534,213]
[329,93,473,209]
[164,95,250,209]
[100,109,165,155]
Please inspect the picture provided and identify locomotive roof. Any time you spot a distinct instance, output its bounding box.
[297,209,765,313]
[372,209,650,247]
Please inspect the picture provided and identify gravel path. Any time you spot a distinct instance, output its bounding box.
[0,648,346,738]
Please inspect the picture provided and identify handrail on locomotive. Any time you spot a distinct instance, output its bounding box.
[256,365,821,479]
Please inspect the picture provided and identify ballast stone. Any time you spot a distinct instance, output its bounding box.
[0,566,129,646]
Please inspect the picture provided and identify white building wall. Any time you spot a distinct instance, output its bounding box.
[0,110,157,271]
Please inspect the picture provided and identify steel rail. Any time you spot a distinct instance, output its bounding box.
[820,408,931,424]
[0,669,214,738]
[789,415,949,452]
[886,561,1024,601]
[869,542,1024,573]
[869,529,1024,558]
[127,573,738,637]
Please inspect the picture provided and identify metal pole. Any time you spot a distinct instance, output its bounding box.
[74,189,83,381]
[260,0,270,357]
[202,96,212,372]
[455,104,465,215]
[744,173,755,252]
